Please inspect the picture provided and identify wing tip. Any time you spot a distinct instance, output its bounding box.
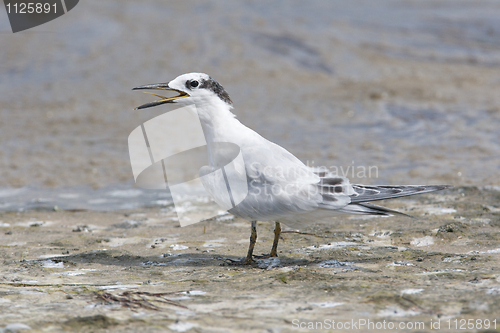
[350,184,452,203]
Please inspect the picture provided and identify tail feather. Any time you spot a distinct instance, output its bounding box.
[339,202,413,217]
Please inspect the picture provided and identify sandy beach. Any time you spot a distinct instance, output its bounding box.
[1,187,500,332]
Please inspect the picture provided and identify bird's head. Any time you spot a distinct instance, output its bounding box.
[133,73,232,110]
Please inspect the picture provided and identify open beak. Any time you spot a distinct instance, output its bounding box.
[132,83,189,110]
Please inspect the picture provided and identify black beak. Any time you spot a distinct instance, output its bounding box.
[132,83,189,110]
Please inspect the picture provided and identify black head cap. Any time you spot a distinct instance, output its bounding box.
[186,76,232,106]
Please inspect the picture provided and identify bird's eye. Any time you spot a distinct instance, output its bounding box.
[190,80,199,88]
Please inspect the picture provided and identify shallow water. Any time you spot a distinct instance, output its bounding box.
[1,0,499,211]
[0,185,172,211]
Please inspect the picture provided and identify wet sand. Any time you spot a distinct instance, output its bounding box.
[1,187,500,332]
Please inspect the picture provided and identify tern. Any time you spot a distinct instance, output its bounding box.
[134,73,448,265]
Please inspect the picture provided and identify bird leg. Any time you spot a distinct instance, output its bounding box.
[270,221,281,257]
[254,222,281,259]
[245,220,258,263]
[226,221,257,265]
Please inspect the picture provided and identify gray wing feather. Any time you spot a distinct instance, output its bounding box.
[350,185,450,203]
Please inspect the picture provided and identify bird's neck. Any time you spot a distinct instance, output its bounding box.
[196,101,240,143]
[195,101,250,168]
